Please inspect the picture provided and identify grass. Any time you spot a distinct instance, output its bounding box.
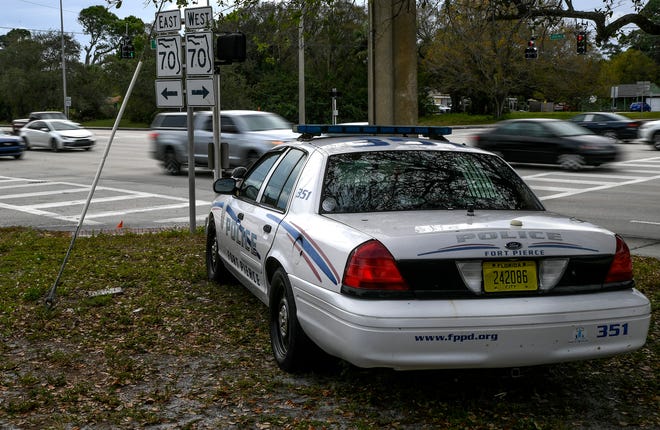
[0,227,657,429]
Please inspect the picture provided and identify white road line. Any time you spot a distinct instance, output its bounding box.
[631,220,660,226]
[525,177,619,185]
[0,201,102,225]
[30,194,154,209]
[74,200,211,220]
[538,173,660,200]
[527,186,576,192]
[0,187,93,200]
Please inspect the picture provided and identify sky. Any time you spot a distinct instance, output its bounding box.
[0,0,211,45]
[0,0,641,49]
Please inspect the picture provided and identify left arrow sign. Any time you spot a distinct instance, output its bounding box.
[155,80,184,108]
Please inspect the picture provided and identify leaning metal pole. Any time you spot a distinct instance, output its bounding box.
[44,61,143,309]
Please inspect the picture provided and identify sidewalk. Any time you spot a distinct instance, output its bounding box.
[624,236,660,259]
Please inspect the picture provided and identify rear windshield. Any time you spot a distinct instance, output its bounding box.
[320,151,542,213]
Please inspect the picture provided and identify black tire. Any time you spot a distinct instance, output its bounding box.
[205,217,234,283]
[163,149,181,175]
[558,153,585,170]
[652,132,660,150]
[269,268,313,372]
[51,139,60,152]
[603,130,618,141]
[23,138,31,150]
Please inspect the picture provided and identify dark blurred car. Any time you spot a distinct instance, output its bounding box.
[0,130,25,159]
[569,112,641,141]
[11,111,68,135]
[470,118,619,170]
[630,102,651,112]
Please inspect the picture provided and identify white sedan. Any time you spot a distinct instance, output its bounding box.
[205,124,650,373]
[637,119,660,150]
[20,119,95,151]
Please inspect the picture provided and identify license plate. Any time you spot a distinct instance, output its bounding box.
[483,261,538,292]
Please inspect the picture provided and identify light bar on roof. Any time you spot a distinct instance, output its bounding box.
[294,124,452,138]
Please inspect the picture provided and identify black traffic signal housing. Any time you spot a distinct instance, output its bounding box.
[216,32,246,65]
[525,37,537,59]
[119,38,135,59]
[577,31,587,55]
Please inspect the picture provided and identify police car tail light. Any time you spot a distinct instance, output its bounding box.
[455,261,482,294]
[342,240,409,291]
[539,258,569,291]
[605,235,633,283]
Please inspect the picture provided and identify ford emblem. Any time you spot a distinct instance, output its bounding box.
[505,241,522,250]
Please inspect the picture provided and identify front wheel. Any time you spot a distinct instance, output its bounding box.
[206,217,235,283]
[652,132,660,150]
[51,139,60,152]
[269,268,313,372]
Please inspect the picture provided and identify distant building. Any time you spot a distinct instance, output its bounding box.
[611,81,659,111]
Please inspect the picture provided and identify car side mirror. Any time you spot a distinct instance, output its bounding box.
[213,178,237,194]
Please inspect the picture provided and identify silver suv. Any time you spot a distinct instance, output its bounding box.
[149,110,299,175]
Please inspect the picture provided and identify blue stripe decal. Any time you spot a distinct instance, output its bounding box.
[419,243,499,256]
[529,242,599,252]
[267,214,338,285]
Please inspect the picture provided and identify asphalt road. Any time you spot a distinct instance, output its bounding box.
[1,126,659,255]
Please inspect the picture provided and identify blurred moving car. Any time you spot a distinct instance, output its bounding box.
[11,111,68,135]
[205,124,650,373]
[637,119,660,150]
[0,130,26,159]
[569,112,641,142]
[435,104,451,114]
[470,118,619,170]
[20,120,96,151]
[150,110,299,175]
[630,102,651,112]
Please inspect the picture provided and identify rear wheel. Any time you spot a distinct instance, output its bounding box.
[163,149,181,175]
[269,268,313,372]
[603,130,618,141]
[558,153,585,170]
[23,138,31,150]
[205,217,235,283]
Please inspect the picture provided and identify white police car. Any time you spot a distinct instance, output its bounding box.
[205,124,651,372]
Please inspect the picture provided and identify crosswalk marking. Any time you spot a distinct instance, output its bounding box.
[0,175,211,226]
[522,156,660,201]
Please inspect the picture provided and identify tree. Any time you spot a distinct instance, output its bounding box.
[422,1,536,117]
[79,5,120,66]
[489,0,660,43]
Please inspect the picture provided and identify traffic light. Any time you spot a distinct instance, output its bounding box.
[525,37,537,59]
[577,31,587,55]
[119,38,135,59]
[216,32,246,65]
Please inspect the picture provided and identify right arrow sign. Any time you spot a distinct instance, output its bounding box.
[186,78,214,106]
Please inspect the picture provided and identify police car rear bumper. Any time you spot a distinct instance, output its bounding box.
[293,279,650,370]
